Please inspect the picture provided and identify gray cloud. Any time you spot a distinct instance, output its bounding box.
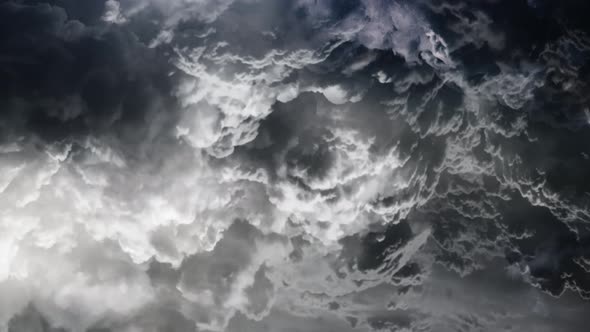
[1,0,590,331]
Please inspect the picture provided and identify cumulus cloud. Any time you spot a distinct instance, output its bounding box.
[1,0,590,331]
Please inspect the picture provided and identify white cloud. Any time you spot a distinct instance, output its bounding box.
[102,0,127,24]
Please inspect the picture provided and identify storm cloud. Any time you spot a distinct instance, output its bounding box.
[1,0,590,331]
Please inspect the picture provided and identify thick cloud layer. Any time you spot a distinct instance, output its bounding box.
[1,0,590,331]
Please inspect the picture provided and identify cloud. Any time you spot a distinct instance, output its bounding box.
[1,0,590,331]
[102,0,126,24]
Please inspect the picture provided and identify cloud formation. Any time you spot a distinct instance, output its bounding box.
[1,0,590,331]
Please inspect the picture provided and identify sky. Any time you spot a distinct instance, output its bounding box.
[1,0,590,331]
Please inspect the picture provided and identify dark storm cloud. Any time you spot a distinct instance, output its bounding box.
[0,0,179,150]
[1,0,590,331]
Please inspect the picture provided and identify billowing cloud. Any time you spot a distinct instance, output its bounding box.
[1,0,590,331]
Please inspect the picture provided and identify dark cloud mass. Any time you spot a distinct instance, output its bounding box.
[1,0,590,331]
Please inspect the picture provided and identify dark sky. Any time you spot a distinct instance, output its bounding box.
[1,0,590,331]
